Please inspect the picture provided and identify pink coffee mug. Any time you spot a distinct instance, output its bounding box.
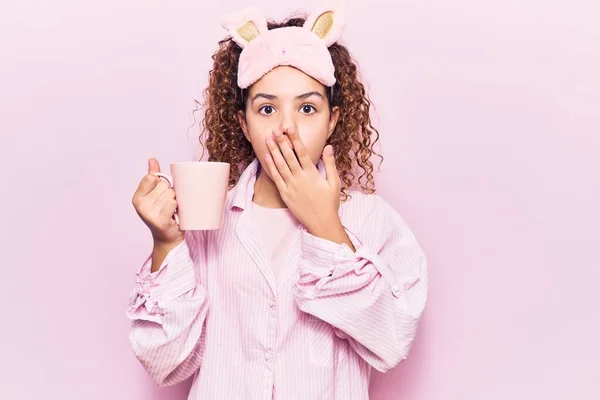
[153,161,230,230]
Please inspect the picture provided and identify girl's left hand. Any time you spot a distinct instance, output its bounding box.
[264,127,341,235]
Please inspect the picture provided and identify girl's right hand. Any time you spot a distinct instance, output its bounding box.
[132,158,185,247]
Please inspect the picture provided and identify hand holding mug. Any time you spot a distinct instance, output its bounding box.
[132,158,184,247]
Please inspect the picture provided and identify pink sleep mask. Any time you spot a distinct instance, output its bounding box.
[221,0,346,89]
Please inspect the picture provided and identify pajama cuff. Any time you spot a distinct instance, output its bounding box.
[128,240,197,314]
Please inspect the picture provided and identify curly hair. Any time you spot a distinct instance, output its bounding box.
[198,15,382,200]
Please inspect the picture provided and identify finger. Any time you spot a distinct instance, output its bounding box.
[135,158,162,199]
[145,179,171,204]
[148,158,161,174]
[282,132,294,151]
[135,173,161,198]
[322,145,340,188]
[264,153,288,191]
[266,134,293,181]
[159,198,179,224]
[156,187,176,203]
[273,128,301,173]
[285,126,312,169]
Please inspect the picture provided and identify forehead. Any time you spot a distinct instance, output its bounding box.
[248,66,326,96]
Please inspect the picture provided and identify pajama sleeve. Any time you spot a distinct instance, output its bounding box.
[126,230,210,386]
[293,195,428,373]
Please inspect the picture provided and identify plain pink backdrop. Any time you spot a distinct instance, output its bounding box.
[1,0,598,399]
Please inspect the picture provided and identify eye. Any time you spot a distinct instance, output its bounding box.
[259,105,276,115]
[300,104,316,114]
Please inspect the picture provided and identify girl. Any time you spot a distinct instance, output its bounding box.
[127,2,428,399]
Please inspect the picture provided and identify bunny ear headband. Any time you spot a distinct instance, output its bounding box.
[221,0,346,90]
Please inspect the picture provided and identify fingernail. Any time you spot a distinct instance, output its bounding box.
[273,129,281,137]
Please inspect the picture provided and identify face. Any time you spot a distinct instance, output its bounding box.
[237,66,339,177]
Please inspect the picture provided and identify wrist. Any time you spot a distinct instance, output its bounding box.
[306,216,356,252]
[153,236,184,252]
[150,237,184,274]
[307,215,344,240]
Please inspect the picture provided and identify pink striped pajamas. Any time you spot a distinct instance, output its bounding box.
[126,158,428,399]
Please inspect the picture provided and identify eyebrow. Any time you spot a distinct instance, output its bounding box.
[251,91,324,103]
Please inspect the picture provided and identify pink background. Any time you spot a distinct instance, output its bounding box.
[1,0,599,399]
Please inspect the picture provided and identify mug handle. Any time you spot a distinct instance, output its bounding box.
[152,172,180,226]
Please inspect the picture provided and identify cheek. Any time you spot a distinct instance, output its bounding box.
[298,124,330,161]
[245,117,270,155]
[250,136,269,161]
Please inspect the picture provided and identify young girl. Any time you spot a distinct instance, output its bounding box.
[127,2,427,399]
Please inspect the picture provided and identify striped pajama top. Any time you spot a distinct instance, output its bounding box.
[126,158,428,399]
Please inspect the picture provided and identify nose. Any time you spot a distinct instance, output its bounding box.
[278,110,297,135]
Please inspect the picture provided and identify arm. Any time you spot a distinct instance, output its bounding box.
[126,230,209,386]
[293,196,428,373]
